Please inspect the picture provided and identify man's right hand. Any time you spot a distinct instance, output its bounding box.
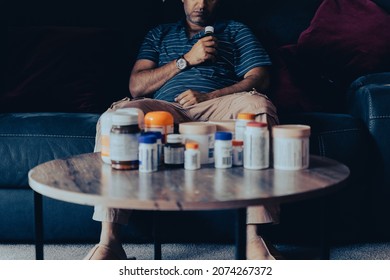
[184,36,218,66]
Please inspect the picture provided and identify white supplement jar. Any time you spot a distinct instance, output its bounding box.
[100,111,115,164]
[179,122,216,164]
[272,125,311,170]
[244,122,269,170]
[207,120,236,139]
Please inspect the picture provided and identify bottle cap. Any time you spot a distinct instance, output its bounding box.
[139,135,157,144]
[247,121,268,128]
[167,134,183,144]
[237,113,256,120]
[179,122,216,135]
[116,108,145,128]
[142,131,162,140]
[185,142,199,149]
[232,140,244,146]
[144,111,174,126]
[112,113,139,126]
[215,131,232,141]
[205,26,214,34]
[272,125,311,138]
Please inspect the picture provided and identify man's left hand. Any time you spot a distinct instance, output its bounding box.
[175,89,210,108]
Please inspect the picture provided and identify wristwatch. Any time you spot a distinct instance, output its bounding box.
[176,55,188,71]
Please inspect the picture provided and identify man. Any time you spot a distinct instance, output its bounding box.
[85,0,279,260]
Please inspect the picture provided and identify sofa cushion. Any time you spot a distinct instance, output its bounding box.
[0,113,99,188]
[2,27,129,114]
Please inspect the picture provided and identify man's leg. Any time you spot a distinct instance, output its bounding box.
[87,98,191,260]
[84,207,131,260]
[188,91,282,259]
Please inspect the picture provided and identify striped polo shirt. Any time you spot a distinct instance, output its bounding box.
[137,19,272,102]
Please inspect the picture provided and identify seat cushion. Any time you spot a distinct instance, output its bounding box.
[0,113,99,188]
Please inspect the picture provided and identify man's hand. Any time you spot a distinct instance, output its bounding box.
[175,89,211,108]
[184,36,218,66]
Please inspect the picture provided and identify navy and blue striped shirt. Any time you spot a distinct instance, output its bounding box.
[137,19,272,102]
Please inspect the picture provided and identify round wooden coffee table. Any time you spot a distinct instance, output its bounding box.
[29,152,349,260]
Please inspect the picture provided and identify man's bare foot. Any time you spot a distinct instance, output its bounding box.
[246,224,276,260]
[83,243,128,260]
[247,235,276,260]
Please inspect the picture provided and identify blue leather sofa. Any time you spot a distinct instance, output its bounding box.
[1,0,389,247]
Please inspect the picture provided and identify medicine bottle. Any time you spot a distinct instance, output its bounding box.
[272,125,311,170]
[164,134,184,168]
[232,139,244,166]
[144,111,174,143]
[184,142,201,170]
[179,122,216,164]
[139,134,158,173]
[243,122,269,170]
[235,113,256,141]
[142,131,163,166]
[110,113,140,170]
[214,131,233,169]
[100,111,115,164]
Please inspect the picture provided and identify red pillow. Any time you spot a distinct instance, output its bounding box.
[297,0,390,86]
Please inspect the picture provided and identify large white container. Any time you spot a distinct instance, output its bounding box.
[179,122,216,164]
[244,122,269,170]
[272,125,311,170]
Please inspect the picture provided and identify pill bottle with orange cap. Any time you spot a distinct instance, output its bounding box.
[272,125,311,170]
[184,142,201,170]
[144,111,174,143]
[243,121,269,170]
[235,112,256,141]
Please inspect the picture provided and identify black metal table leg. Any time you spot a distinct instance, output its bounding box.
[34,191,44,260]
[235,208,247,260]
[153,212,162,260]
[320,199,330,260]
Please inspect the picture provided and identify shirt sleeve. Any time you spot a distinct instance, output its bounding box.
[232,22,272,78]
[136,27,161,63]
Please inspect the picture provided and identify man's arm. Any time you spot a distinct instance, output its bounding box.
[129,36,218,98]
[129,59,180,98]
[175,66,270,108]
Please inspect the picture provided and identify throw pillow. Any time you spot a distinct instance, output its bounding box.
[297,0,390,88]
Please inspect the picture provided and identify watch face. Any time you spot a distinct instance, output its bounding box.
[177,58,187,70]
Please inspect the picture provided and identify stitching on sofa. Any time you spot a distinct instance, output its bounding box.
[368,115,390,119]
[0,134,94,139]
[367,91,374,131]
[317,128,360,136]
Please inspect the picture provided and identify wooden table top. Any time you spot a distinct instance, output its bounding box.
[28,152,349,211]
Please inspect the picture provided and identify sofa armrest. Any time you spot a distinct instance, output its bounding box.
[347,72,390,188]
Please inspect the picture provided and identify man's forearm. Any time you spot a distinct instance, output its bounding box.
[208,72,269,99]
[129,60,181,98]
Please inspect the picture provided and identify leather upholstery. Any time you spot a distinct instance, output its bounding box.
[0,113,98,188]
